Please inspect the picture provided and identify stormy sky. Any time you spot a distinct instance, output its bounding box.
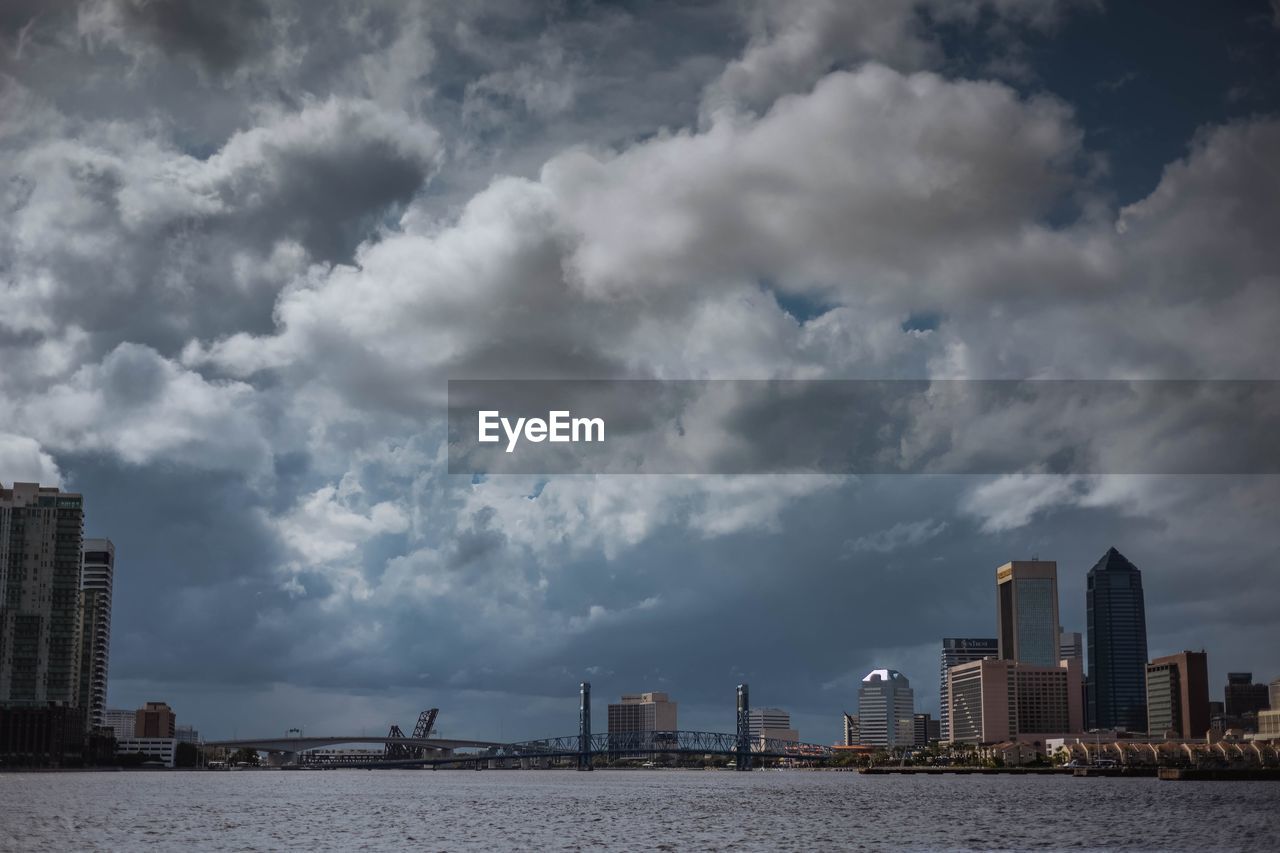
[2,0,1279,744]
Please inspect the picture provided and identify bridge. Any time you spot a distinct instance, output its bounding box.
[208,683,834,769]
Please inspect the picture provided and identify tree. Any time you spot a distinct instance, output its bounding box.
[175,741,200,768]
[230,747,260,766]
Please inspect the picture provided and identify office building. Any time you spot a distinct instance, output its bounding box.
[842,712,860,746]
[939,638,998,742]
[175,725,200,744]
[135,701,176,738]
[1259,710,1280,739]
[1271,678,1280,710]
[1086,547,1148,732]
[607,692,677,735]
[0,704,85,766]
[1224,673,1270,718]
[78,539,114,730]
[913,713,940,746]
[948,658,1083,745]
[0,483,85,708]
[115,737,177,768]
[1059,630,1083,663]
[1146,651,1210,739]
[996,560,1060,666]
[103,708,135,742]
[858,669,914,748]
[747,707,798,744]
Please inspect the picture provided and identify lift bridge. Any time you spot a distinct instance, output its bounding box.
[383,708,438,760]
[208,683,833,769]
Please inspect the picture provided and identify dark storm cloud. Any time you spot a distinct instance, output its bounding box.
[114,0,272,73]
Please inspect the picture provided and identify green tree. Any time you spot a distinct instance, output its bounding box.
[175,741,200,768]
[230,747,260,766]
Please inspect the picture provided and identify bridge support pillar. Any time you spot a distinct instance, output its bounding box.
[578,681,593,771]
[736,683,752,771]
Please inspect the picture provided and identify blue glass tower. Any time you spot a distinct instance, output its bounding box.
[1086,547,1149,732]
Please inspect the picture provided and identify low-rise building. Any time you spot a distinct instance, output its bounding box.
[115,737,177,768]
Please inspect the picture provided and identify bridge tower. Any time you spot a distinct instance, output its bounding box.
[578,681,593,771]
[736,683,752,771]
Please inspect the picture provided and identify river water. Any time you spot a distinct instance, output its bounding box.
[2,769,1278,851]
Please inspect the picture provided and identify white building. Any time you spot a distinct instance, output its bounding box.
[116,738,177,768]
[104,708,135,741]
[858,669,914,748]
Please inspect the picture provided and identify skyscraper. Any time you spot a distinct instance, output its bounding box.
[1270,678,1280,710]
[78,539,114,730]
[996,560,1060,666]
[858,669,914,748]
[0,483,85,709]
[1086,548,1148,732]
[1146,651,1209,739]
[939,638,998,741]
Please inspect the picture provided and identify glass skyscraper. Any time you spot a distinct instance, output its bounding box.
[996,560,1061,667]
[1086,547,1149,732]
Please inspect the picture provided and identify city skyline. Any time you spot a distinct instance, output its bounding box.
[4,475,1275,746]
[1,1,1278,748]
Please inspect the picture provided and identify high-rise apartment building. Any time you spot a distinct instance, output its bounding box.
[0,483,85,709]
[1087,548,1148,732]
[78,539,114,730]
[996,560,1060,666]
[135,701,176,738]
[939,638,998,742]
[1146,651,1209,739]
[857,669,914,748]
[948,658,1083,744]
